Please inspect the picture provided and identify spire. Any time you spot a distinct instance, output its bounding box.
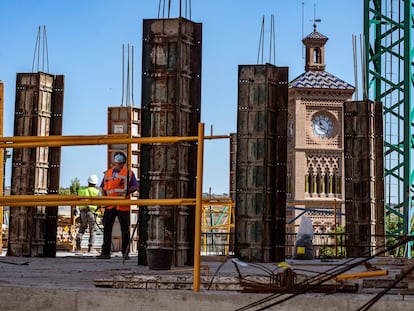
[302,4,327,71]
[302,27,328,72]
[311,4,321,35]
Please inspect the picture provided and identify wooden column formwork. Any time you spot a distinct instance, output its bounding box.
[139,18,202,266]
[344,100,385,257]
[235,64,288,262]
[8,72,64,257]
[107,106,141,252]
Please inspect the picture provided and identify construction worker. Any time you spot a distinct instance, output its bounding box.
[75,174,100,252]
[97,151,139,259]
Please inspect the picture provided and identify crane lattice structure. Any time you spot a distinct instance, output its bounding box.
[364,0,414,256]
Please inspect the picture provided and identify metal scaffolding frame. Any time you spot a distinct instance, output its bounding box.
[0,126,229,292]
[364,0,414,254]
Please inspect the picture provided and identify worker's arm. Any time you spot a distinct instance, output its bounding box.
[127,172,139,195]
[127,186,138,195]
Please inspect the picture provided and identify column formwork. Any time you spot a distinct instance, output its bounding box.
[139,18,202,267]
[344,100,385,257]
[8,72,64,257]
[235,64,288,262]
[107,106,141,252]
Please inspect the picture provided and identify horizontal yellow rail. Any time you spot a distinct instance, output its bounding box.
[286,201,342,207]
[0,195,196,207]
[0,134,229,148]
[0,195,234,207]
[202,198,234,207]
[202,224,234,230]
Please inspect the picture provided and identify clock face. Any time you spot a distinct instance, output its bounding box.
[311,113,335,138]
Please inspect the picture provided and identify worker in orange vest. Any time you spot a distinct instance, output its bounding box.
[96,151,139,259]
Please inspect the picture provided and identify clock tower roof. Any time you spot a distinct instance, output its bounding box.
[289,70,355,90]
[290,26,355,92]
[303,30,328,42]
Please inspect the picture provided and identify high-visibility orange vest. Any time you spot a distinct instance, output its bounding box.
[103,167,132,211]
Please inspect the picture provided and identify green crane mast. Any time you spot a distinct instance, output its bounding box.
[364,0,414,256]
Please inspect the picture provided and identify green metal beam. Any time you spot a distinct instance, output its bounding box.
[365,0,414,257]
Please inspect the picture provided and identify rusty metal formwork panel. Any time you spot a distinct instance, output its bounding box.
[230,133,237,203]
[107,106,141,252]
[235,64,288,262]
[229,133,237,253]
[139,18,202,266]
[373,102,385,248]
[344,100,384,257]
[107,106,141,183]
[44,74,64,256]
[9,72,64,257]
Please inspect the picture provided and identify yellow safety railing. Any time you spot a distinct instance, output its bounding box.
[201,198,234,256]
[0,134,228,148]
[0,122,230,292]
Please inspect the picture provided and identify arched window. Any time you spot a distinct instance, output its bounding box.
[316,167,322,194]
[323,172,329,195]
[306,167,314,193]
[313,47,321,64]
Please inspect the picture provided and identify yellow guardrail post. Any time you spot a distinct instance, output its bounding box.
[193,122,204,292]
[0,81,4,251]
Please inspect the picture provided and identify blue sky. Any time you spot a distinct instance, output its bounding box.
[0,0,363,194]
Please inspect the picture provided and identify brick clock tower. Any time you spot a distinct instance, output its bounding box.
[287,27,355,239]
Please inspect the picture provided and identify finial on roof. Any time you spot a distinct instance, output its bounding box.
[311,3,321,32]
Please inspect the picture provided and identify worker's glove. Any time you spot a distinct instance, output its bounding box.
[94,207,104,216]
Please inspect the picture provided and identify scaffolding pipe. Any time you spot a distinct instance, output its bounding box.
[0,195,230,207]
[193,122,204,292]
[0,196,197,207]
[0,134,229,149]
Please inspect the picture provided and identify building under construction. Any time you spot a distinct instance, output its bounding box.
[0,0,414,311]
[0,3,413,309]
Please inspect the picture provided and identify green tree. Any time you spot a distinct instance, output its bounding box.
[59,187,70,195]
[385,216,405,257]
[319,225,346,258]
[69,178,80,195]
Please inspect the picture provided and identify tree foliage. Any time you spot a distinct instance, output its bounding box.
[318,225,346,258]
[69,178,80,195]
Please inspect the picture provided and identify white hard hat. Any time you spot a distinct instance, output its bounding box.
[88,174,99,185]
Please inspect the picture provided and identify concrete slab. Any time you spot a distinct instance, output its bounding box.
[1,251,414,311]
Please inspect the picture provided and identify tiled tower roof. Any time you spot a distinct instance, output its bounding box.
[303,31,328,41]
[289,70,355,90]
